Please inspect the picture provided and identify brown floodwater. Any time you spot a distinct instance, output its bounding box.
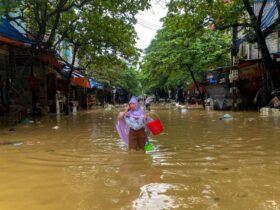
[0,106,279,210]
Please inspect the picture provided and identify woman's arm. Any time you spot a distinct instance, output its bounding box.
[118,105,130,120]
[118,111,126,120]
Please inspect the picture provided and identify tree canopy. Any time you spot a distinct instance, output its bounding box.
[140,3,232,94]
[141,0,280,101]
[1,0,150,95]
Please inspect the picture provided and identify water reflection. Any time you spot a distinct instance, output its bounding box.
[0,108,279,209]
[133,183,181,210]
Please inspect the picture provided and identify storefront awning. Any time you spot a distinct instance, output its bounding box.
[37,53,62,70]
[188,83,206,92]
[60,67,103,89]
[0,17,35,45]
[71,77,90,88]
[0,35,24,47]
[89,78,103,89]
[272,52,280,58]
[238,59,262,68]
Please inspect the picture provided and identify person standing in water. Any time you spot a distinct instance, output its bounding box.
[118,97,149,152]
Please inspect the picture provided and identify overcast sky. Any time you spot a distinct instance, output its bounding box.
[135,0,169,51]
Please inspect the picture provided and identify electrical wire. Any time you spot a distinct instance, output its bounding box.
[137,17,161,28]
[136,21,159,30]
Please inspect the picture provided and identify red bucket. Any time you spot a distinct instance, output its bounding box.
[147,119,164,135]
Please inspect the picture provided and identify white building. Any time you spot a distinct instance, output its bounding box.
[238,0,279,60]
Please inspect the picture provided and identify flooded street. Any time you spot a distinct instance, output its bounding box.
[0,106,280,210]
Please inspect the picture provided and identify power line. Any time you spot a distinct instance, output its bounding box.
[136,22,159,30]
[137,17,161,28]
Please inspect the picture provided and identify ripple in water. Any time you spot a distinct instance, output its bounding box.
[132,183,182,210]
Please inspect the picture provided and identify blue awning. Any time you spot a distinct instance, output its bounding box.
[254,0,278,30]
[89,78,103,89]
[272,52,280,57]
[61,67,103,89]
[0,17,34,44]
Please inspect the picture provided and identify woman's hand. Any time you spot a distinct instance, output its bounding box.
[118,105,130,120]
[144,113,149,121]
[124,105,130,113]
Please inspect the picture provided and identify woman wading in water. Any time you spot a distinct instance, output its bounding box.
[117,97,149,152]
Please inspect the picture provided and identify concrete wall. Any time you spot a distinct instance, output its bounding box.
[238,32,279,60]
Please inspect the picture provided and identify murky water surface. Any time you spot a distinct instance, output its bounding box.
[0,106,280,210]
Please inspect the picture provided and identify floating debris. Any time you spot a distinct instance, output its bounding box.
[181,108,188,113]
[20,118,34,124]
[0,141,23,147]
[222,114,233,120]
[12,142,23,146]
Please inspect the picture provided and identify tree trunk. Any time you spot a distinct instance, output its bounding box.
[255,27,279,106]
[186,65,205,109]
[242,0,280,107]
[64,46,78,115]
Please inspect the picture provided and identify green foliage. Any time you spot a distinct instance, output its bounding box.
[140,9,231,93]
[167,0,280,91]
[0,0,20,15]
[120,68,141,96]
[2,0,150,94]
[167,0,244,27]
[86,57,141,95]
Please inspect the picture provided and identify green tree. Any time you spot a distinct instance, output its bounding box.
[2,0,150,110]
[85,56,141,96]
[168,0,280,106]
[3,0,149,53]
[140,10,231,95]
